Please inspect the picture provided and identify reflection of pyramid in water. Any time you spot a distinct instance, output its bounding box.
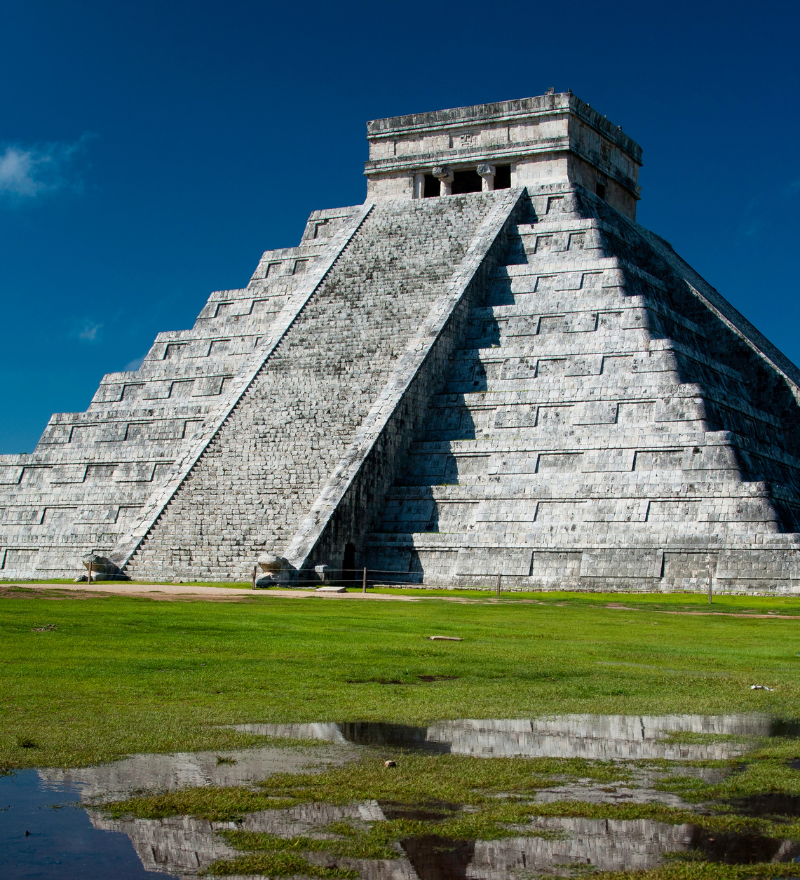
[37,717,799,878]
[3,92,800,590]
[87,806,699,879]
[233,714,775,760]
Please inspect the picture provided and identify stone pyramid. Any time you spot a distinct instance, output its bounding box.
[2,92,800,593]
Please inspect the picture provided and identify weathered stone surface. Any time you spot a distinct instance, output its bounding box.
[122,193,511,581]
[364,92,642,218]
[3,92,800,593]
[0,205,361,579]
[362,181,800,593]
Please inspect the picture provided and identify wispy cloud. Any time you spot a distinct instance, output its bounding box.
[737,197,762,238]
[0,133,94,203]
[124,355,146,372]
[76,321,103,342]
[738,176,800,239]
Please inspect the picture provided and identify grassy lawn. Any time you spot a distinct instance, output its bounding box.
[1,587,799,769]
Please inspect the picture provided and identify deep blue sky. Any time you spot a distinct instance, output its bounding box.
[1,0,798,453]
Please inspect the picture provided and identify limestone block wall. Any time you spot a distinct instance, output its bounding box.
[123,194,506,581]
[0,207,357,579]
[363,184,800,593]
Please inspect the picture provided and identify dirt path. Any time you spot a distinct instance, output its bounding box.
[4,583,799,617]
[3,582,427,602]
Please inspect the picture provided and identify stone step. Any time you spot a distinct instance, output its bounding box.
[381,477,775,502]
[447,344,745,384]
[469,299,706,339]
[396,469,746,489]
[425,390,777,431]
[367,512,783,545]
[361,541,800,587]
[400,450,800,483]
[404,434,800,478]
[365,527,800,550]
[491,255,617,278]
[454,332,652,359]
[431,381,702,404]
[441,375,749,403]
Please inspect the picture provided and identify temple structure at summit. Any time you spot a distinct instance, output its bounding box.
[3,91,800,593]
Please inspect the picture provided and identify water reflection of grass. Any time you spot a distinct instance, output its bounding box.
[2,590,800,768]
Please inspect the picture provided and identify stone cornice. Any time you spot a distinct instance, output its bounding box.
[364,135,641,199]
[367,93,642,164]
[364,136,572,173]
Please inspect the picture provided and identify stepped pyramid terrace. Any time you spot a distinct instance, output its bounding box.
[3,91,800,593]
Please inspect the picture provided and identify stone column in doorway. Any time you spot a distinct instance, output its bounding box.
[413,172,426,199]
[477,163,496,191]
[433,165,454,196]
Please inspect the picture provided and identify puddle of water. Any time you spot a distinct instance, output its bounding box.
[3,744,353,879]
[233,713,778,760]
[0,770,175,880]
[87,805,769,879]
[5,715,799,879]
[393,818,800,878]
[729,793,800,818]
[401,835,475,880]
[771,720,800,738]
[39,743,353,802]
[379,800,459,821]
[688,826,800,863]
[339,721,453,753]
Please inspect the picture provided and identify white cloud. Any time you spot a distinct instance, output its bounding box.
[124,355,146,372]
[0,133,94,202]
[78,321,102,341]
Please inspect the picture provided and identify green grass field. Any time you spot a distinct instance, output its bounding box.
[2,586,799,769]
